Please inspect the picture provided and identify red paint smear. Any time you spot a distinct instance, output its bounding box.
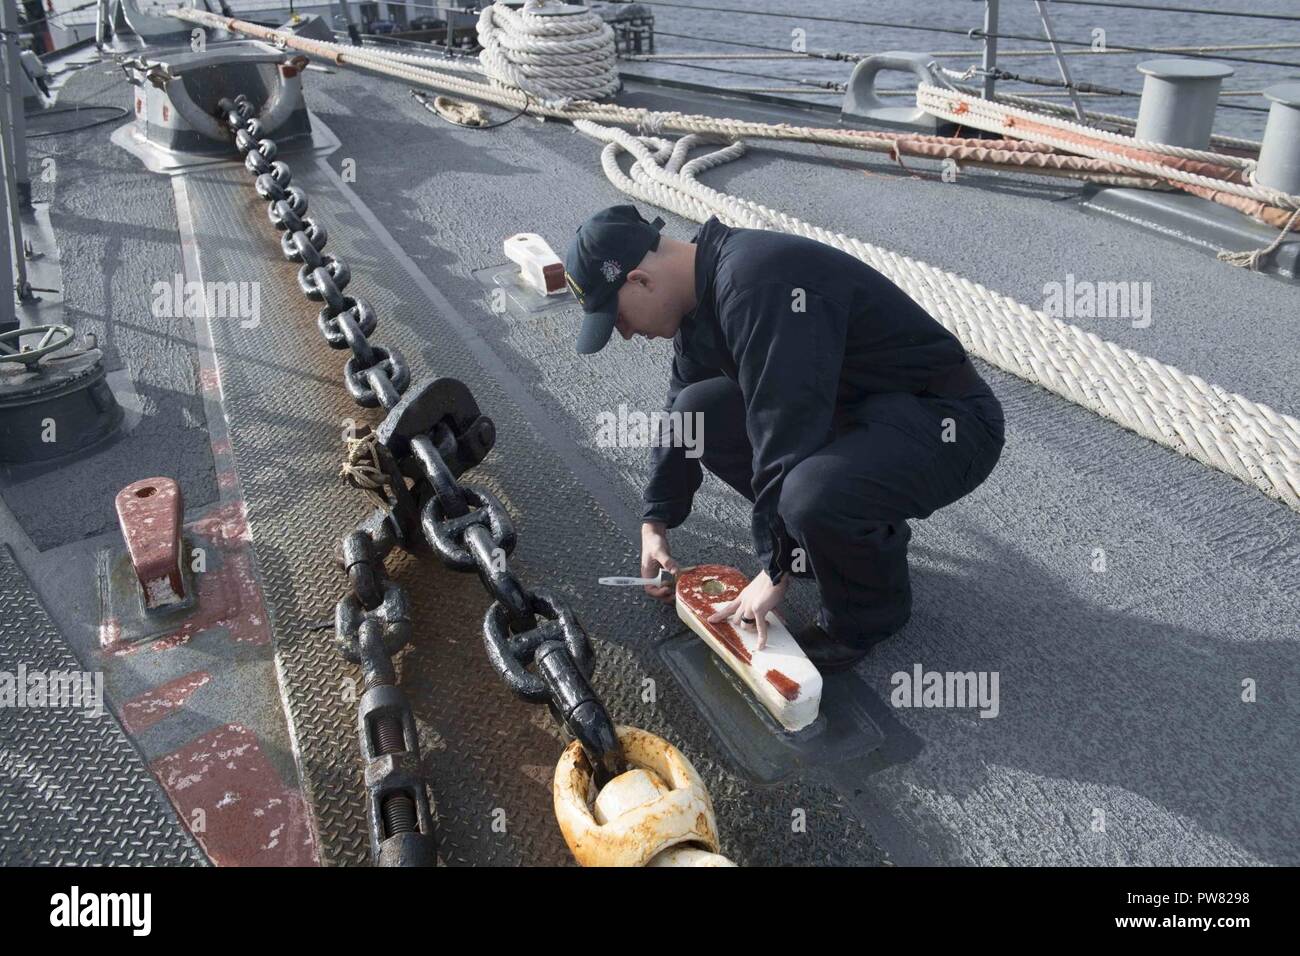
[121,671,212,733]
[678,565,803,700]
[764,669,801,702]
[106,501,270,655]
[151,724,318,867]
[678,565,750,664]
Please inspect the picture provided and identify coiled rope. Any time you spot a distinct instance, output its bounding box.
[476,0,619,106]
[573,119,1300,513]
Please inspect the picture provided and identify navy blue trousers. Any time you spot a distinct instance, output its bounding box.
[673,376,1005,646]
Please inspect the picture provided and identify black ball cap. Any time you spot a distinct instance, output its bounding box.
[564,204,666,354]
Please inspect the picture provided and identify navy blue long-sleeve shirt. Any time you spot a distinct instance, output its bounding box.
[641,216,968,584]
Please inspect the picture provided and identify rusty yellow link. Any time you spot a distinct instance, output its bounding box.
[553,725,734,867]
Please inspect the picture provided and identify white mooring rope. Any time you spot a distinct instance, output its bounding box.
[573,120,1300,513]
[476,0,619,106]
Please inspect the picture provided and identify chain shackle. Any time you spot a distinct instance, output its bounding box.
[340,529,383,609]
[335,579,412,665]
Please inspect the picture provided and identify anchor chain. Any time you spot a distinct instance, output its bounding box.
[218,91,436,867]
[216,89,628,865]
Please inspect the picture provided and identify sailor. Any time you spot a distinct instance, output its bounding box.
[565,205,1005,671]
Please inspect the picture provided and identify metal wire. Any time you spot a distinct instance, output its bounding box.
[1017,0,1300,23]
[634,0,1300,69]
[631,57,845,92]
[653,28,862,62]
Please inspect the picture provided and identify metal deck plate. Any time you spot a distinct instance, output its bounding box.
[658,629,885,784]
[0,546,205,866]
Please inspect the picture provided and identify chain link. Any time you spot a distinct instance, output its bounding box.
[218,83,625,865]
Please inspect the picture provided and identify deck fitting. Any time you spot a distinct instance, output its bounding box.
[115,477,187,611]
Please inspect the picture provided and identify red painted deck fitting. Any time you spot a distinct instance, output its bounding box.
[115,476,186,610]
[103,501,272,654]
[151,724,318,866]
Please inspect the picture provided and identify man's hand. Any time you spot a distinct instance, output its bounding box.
[708,571,789,651]
[640,521,679,603]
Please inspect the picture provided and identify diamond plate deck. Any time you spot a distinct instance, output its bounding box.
[0,546,206,866]
[179,157,879,866]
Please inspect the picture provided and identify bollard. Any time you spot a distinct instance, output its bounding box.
[842,51,945,132]
[1134,58,1234,150]
[115,477,187,611]
[1256,82,1300,197]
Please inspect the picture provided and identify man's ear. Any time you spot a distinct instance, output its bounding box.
[625,267,651,288]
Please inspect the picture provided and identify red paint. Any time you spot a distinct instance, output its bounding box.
[151,724,318,867]
[121,671,212,733]
[764,669,801,702]
[542,262,565,293]
[114,477,186,609]
[677,565,751,664]
[106,501,271,655]
[678,565,805,701]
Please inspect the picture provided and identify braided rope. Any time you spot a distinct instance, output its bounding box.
[573,119,1300,512]
[340,431,395,512]
[1217,205,1300,271]
[476,0,619,105]
[936,72,1263,156]
[917,84,1299,210]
